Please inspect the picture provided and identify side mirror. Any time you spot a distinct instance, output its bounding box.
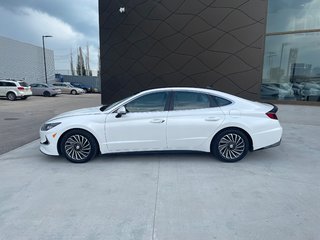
[116,106,127,118]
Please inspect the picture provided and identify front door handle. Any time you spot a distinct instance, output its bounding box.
[205,117,220,121]
[150,119,165,123]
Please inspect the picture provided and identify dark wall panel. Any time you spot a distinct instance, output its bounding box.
[99,0,268,104]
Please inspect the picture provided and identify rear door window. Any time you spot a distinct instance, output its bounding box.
[173,91,210,110]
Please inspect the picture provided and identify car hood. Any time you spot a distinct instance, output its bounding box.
[48,106,103,121]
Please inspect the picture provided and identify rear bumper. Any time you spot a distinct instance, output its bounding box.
[17,90,32,97]
[251,126,283,151]
[255,139,281,151]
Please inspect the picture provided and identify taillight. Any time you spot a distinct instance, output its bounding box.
[266,112,278,120]
[17,87,24,90]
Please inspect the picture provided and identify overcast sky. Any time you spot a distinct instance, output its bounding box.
[0,0,99,73]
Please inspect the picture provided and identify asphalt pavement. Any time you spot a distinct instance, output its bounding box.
[0,94,101,155]
[0,104,319,240]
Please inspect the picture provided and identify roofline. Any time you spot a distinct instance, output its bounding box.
[0,35,53,51]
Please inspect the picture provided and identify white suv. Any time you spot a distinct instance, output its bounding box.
[0,79,32,101]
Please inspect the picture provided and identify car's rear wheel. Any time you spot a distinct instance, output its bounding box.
[71,90,77,95]
[60,130,98,163]
[7,92,16,101]
[43,91,51,97]
[212,129,249,162]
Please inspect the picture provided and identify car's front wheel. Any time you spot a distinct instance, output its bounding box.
[212,129,249,162]
[71,90,77,95]
[60,130,98,163]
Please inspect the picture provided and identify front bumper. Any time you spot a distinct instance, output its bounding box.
[40,130,60,156]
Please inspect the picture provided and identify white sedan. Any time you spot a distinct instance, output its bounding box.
[40,87,282,163]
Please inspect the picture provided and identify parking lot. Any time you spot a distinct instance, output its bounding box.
[0,94,101,154]
[0,97,319,240]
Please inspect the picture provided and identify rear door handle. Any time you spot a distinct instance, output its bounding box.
[150,119,165,123]
[205,117,220,121]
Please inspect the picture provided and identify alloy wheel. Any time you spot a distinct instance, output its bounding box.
[7,92,16,101]
[218,133,245,160]
[65,134,91,161]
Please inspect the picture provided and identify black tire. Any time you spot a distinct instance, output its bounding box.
[43,91,51,97]
[21,96,28,100]
[7,92,16,101]
[60,129,98,163]
[71,90,77,95]
[212,129,249,162]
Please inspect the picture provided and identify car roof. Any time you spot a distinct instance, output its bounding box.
[0,79,24,82]
[138,87,232,98]
[143,87,263,106]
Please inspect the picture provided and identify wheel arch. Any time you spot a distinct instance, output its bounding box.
[210,127,253,152]
[57,128,101,155]
[6,91,17,100]
[6,91,16,96]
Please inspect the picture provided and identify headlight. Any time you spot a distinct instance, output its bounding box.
[41,122,61,131]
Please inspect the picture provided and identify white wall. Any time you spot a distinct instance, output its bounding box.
[0,36,55,84]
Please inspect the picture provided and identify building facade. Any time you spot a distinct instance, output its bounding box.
[0,36,55,84]
[99,0,320,104]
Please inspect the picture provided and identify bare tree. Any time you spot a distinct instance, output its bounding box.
[70,49,75,76]
[85,44,93,76]
[76,47,86,76]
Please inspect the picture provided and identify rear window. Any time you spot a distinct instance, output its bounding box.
[19,81,29,87]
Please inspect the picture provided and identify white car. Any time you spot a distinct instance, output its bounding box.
[0,79,32,100]
[40,87,283,163]
[52,82,85,95]
[30,83,62,97]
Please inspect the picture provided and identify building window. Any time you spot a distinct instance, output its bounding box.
[267,0,320,33]
[262,0,320,102]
